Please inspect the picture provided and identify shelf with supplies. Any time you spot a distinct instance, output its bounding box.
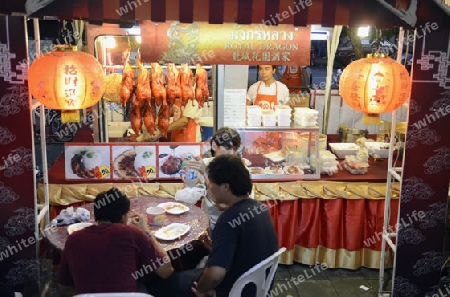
[235,124,321,180]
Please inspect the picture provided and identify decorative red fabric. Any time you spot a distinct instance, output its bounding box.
[265,198,399,252]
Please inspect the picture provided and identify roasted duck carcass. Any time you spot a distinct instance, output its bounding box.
[143,101,156,134]
[135,53,151,102]
[166,63,181,106]
[180,63,194,106]
[158,103,170,138]
[195,63,209,108]
[151,62,167,106]
[120,49,135,107]
[129,53,155,136]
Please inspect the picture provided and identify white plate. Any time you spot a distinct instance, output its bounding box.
[154,223,191,240]
[157,202,190,215]
[67,222,93,235]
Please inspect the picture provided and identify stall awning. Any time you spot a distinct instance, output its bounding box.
[1,0,449,29]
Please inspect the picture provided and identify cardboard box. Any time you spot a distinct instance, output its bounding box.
[287,92,310,109]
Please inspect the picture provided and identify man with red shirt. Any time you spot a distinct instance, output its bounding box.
[57,188,173,296]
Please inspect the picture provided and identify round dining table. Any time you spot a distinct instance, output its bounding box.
[44,196,210,271]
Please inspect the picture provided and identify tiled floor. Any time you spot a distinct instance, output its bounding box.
[272,263,392,297]
[37,260,391,297]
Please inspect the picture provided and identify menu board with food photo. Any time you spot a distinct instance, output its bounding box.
[112,145,157,179]
[158,144,201,179]
[65,144,111,180]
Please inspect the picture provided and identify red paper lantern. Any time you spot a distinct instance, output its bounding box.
[339,56,411,114]
[28,48,105,110]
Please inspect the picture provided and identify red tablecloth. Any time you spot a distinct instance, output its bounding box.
[45,197,209,271]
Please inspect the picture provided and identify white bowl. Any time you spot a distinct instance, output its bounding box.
[329,143,359,159]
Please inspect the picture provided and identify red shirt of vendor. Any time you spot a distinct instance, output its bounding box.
[246,65,290,110]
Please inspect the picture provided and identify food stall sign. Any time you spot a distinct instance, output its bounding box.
[140,21,311,66]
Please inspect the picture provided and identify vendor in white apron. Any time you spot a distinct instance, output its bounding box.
[246,65,290,110]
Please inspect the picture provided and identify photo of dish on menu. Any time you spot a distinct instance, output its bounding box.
[112,145,157,179]
[158,144,201,179]
[65,144,111,180]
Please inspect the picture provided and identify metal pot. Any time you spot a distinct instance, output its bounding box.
[338,128,368,143]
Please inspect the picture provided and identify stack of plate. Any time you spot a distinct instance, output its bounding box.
[274,105,292,126]
[294,108,319,127]
[262,110,277,127]
[247,106,262,126]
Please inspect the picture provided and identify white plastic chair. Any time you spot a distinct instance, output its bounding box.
[73,293,153,297]
[228,247,286,297]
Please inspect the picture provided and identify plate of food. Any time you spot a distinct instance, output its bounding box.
[154,223,191,241]
[157,202,190,215]
[159,155,184,175]
[112,146,157,179]
[248,167,265,175]
[67,222,93,235]
[264,166,284,175]
[66,146,110,179]
[113,148,139,178]
[283,165,305,175]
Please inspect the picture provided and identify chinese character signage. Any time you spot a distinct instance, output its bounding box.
[140,21,311,66]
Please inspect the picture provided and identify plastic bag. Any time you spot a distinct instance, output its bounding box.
[175,184,206,204]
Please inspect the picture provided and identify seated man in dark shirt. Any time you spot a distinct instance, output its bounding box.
[148,154,279,297]
[57,188,173,296]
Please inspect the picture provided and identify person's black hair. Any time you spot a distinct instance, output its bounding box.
[210,127,241,157]
[258,65,277,71]
[94,188,130,223]
[0,282,14,297]
[207,154,252,196]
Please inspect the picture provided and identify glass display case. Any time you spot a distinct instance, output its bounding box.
[236,124,321,180]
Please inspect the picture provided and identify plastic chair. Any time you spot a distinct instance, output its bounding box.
[73,293,153,297]
[228,247,286,297]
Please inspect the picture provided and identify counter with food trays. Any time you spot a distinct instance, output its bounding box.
[39,131,398,270]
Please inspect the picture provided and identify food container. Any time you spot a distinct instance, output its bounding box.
[274,105,292,119]
[262,120,276,127]
[343,161,369,175]
[299,133,327,155]
[295,120,317,127]
[262,110,277,126]
[293,108,318,127]
[277,119,291,127]
[329,143,359,159]
[262,110,277,121]
[146,206,166,226]
[364,142,390,158]
[247,105,262,115]
[338,128,368,143]
[247,118,261,127]
[281,132,299,151]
